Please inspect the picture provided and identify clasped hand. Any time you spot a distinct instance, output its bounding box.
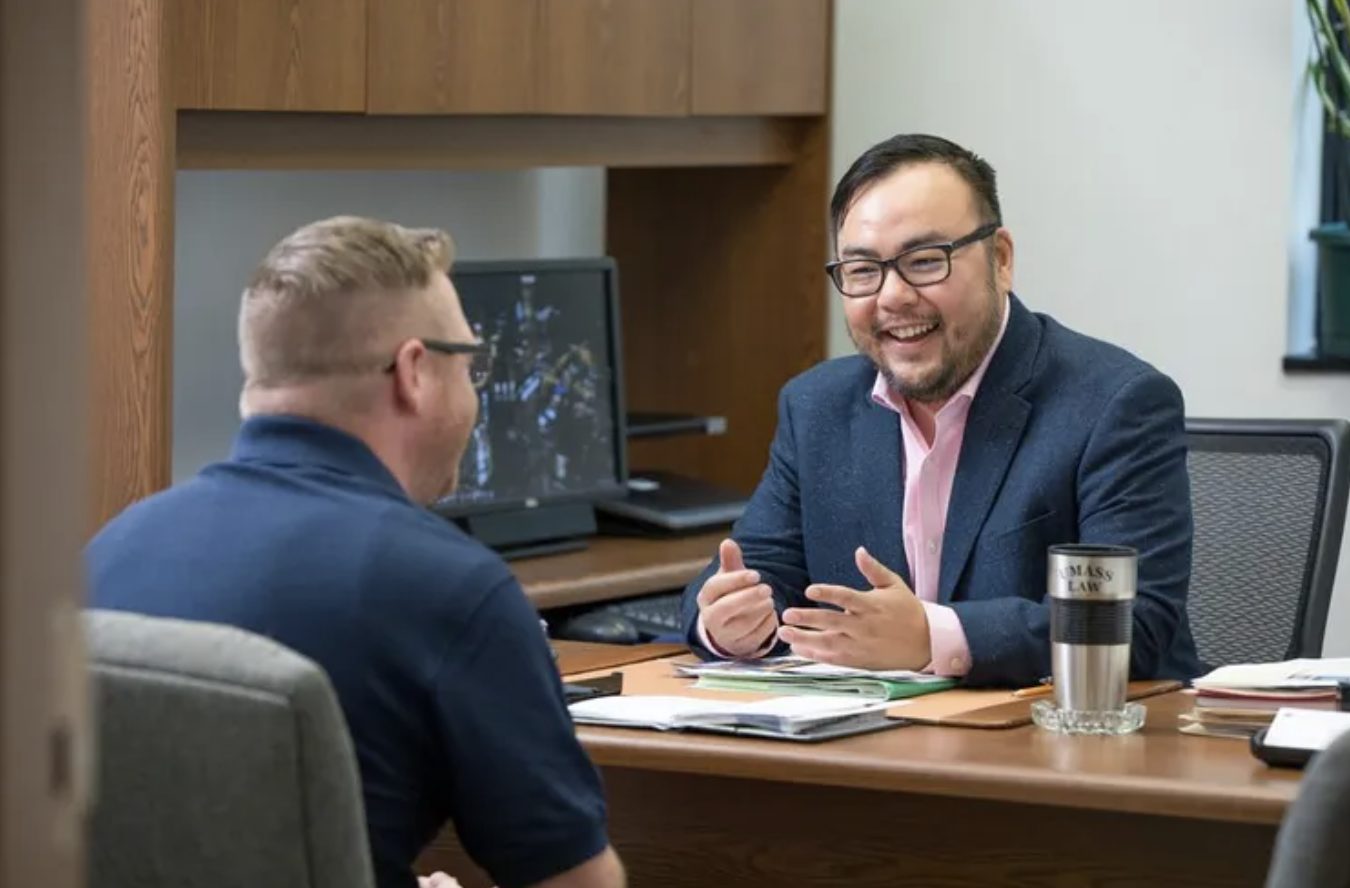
[697,539,780,657]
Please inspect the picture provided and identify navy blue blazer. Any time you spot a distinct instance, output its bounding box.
[681,294,1202,688]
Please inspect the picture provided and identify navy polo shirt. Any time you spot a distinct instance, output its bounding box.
[85,415,611,888]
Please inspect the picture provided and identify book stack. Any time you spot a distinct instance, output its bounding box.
[1180,658,1350,739]
[671,655,959,701]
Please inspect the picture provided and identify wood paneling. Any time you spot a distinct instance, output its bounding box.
[609,117,831,493]
[538,0,690,116]
[177,112,807,170]
[691,0,830,115]
[2,0,90,885]
[368,0,537,114]
[89,0,175,526]
[173,0,366,111]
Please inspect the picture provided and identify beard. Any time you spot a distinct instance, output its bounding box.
[854,273,1004,406]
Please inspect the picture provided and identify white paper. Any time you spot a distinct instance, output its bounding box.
[1192,658,1350,690]
[1264,707,1350,751]
[567,695,722,728]
[568,693,892,731]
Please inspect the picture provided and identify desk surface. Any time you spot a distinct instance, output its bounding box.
[514,531,721,609]
[573,657,1304,827]
[552,639,687,676]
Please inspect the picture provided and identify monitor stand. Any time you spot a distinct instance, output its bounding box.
[457,502,597,562]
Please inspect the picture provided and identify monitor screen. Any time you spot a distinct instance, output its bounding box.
[433,258,627,518]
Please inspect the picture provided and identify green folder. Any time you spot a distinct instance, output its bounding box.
[693,674,958,701]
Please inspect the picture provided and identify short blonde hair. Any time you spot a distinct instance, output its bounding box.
[239,215,456,388]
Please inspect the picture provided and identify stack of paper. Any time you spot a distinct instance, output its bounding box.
[1180,659,1350,739]
[568,692,896,739]
[672,656,958,701]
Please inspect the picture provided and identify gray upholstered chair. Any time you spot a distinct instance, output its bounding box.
[85,609,375,888]
[1264,729,1350,888]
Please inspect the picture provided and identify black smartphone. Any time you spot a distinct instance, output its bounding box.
[563,672,624,703]
[1251,726,1320,769]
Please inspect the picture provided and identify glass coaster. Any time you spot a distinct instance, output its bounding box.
[1030,700,1146,735]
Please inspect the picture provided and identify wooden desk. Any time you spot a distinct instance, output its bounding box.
[422,658,1304,888]
[514,532,722,610]
[551,640,687,677]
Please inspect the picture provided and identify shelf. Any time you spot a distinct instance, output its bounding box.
[176,112,810,171]
[1283,353,1350,373]
[512,531,722,610]
[626,411,727,439]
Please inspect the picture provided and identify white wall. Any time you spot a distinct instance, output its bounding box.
[831,0,1350,652]
[172,168,606,481]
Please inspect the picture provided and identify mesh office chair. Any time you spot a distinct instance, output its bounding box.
[86,609,375,888]
[1185,418,1350,668]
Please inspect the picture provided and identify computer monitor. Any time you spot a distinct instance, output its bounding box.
[430,257,628,559]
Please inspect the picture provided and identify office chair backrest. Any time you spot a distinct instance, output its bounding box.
[1264,729,1350,888]
[85,609,375,888]
[1185,418,1350,668]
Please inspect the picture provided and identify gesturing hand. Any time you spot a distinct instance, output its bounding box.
[697,538,779,658]
[418,873,462,888]
[778,546,932,671]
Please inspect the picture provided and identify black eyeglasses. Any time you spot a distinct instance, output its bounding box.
[385,338,493,391]
[825,222,1000,298]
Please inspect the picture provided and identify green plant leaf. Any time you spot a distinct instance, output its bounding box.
[1309,0,1350,129]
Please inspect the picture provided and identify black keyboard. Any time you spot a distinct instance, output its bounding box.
[597,591,684,638]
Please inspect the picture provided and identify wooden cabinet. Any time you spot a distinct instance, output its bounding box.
[174,0,366,111]
[691,0,830,115]
[174,0,829,117]
[537,0,691,116]
[366,0,537,114]
[367,0,689,116]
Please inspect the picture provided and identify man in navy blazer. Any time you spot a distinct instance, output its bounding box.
[681,134,1201,688]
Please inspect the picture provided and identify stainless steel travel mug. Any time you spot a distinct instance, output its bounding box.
[1048,544,1137,713]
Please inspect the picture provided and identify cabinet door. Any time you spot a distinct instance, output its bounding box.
[691,0,829,115]
[174,0,367,111]
[538,0,690,116]
[367,0,537,114]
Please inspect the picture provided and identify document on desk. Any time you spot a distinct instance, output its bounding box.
[568,693,902,741]
[672,656,958,701]
[1191,658,1350,691]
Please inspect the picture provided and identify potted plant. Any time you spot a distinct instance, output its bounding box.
[1308,0,1350,357]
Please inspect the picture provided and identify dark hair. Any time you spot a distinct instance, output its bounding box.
[829,134,1002,241]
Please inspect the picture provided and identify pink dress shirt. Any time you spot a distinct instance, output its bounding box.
[868,295,1010,676]
[699,296,1010,677]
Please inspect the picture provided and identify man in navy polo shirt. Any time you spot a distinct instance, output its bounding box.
[85,216,625,888]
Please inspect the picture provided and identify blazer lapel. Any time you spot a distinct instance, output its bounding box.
[856,398,911,587]
[937,295,1039,603]
[937,395,1030,602]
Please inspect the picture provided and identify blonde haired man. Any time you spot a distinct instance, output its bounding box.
[87,217,625,888]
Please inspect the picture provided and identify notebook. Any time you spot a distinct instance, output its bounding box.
[568,693,906,742]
